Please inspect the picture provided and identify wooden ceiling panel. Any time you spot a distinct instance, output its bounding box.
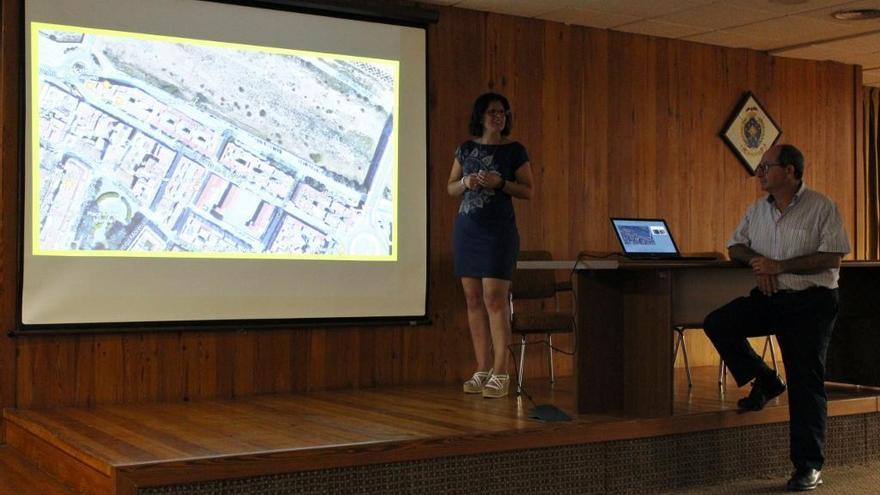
[537,7,640,28]
[614,19,709,39]
[654,3,777,31]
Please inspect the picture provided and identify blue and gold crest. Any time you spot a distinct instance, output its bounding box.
[740,108,764,150]
[721,92,781,175]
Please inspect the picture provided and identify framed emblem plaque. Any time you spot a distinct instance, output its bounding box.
[720,92,781,175]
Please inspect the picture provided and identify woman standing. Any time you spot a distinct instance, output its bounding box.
[447,93,533,398]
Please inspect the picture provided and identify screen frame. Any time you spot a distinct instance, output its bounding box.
[14,0,437,334]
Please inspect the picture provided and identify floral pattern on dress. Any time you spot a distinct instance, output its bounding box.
[459,146,500,215]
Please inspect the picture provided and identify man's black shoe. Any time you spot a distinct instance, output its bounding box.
[787,468,822,491]
[737,372,786,411]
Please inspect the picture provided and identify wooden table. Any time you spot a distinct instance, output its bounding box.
[518,259,880,417]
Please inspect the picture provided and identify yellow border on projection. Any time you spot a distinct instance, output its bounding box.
[30,22,400,262]
[390,58,400,262]
[30,24,40,256]
[35,248,394,261]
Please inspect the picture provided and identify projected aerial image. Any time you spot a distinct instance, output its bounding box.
[34,25,397,257]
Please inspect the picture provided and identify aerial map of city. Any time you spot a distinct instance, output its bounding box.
[33,23,397,259]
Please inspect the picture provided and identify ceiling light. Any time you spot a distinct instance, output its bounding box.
[832,9,880,20]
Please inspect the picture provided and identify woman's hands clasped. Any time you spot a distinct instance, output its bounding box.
[476,170,503,189]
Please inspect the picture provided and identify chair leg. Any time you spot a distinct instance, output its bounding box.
[548,334,555,384]
[517,334,526,394]
[673,328,692,388]
[673,329,681,360]
[681,332,692,388]
[719,360,727,387]
[762,336,779,371]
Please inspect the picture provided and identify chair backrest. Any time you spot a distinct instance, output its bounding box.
[511,250,558,300]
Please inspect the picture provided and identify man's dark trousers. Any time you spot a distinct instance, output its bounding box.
[704,287,839,470]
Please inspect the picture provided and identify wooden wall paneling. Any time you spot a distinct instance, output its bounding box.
[15,337,77,409]
[423,6,487,384]
[401,326,440,385]
[179,331,215,400]
[580,28,610,252]
[635,36,660,218]
[212,331,236,399]
[536,22,579,377]
[607,31,655,221]
[543,26,590,378]
[321,327,360,390]
[692,45,739,252]
[832,63,858,249]
[538,21,572,258]
[14,339,36,409]
[777,58,815,165]
[230,330,255,398]
[122,334,159,404]
[651,38,676,226]
[654,38,683,244]
[74,336,96,406]
[321,326,370,390]
[371,327,401,386]
[0,3,865,411]
[690,43,722,243]
[724,48,759,241]
[196,332,222,399]
[282,329,307,393]
[720,50,762,250]
[424,10,460,385]
[823,62,848,237]
[54,337,79,407]
[486,13,545,250]
[253,329,293,395]
[854,66,865,259]
[313,328,334,391]
[605,30,632,223]
[814,62,833,193]
[0,0,23,439]
[93,336,125,404]
[154,332,184,403]
[676,42,700,251]
[357,327,377,387]
[684,44,723,253]
[841,65,858,251]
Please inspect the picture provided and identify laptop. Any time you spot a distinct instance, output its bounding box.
[610,218,717,260]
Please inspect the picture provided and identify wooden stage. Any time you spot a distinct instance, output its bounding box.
[2,366,880,495]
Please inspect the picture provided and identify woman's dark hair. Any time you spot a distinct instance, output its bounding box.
[778,144,805,179]
[468,92,512,137]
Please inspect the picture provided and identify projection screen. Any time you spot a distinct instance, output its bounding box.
[21,0,428,326]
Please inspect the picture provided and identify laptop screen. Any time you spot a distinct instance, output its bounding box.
[610,218,680,256]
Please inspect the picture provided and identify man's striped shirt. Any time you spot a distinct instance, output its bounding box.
[727,182,850,290]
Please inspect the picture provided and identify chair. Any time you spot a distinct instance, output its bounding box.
[670,252,778,387]
[510,250,575,394]
[673,325,777,388]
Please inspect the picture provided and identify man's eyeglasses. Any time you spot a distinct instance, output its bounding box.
[755,162,785,175]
